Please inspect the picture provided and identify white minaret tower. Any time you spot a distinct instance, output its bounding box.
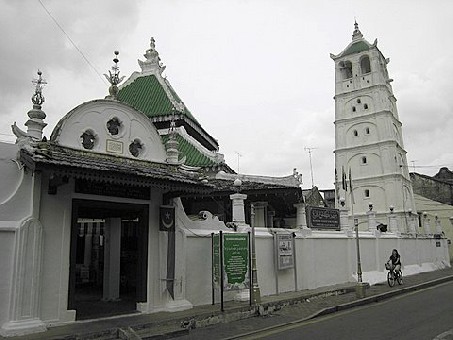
[331,22,417,231]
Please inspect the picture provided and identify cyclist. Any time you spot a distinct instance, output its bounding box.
[387,249,401,276]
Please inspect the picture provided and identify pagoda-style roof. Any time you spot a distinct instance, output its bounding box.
[117,38,219,152]
[118,75,198,123]
[330,21,379,60]
[20,143,213,193]
[341,40,370,57]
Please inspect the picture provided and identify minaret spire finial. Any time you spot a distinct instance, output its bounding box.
[352,19,363,41]
[104,51,125,100]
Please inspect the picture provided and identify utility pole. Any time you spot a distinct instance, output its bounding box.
[410,160,418,173]
[234,151,242,173]
[304,147,317,188]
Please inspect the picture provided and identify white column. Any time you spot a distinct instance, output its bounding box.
[267,211,275,228]
[407,211,417,235]
[229,193,248,225]
[388,209,398,234]
[103,218,121,301]
[0,219,46,337]
[253,202,268,228]
[294,203,308,229]
[423,213,432,236]
[367,210,376,232]
[338,198,350,232]
[435,216,443,235]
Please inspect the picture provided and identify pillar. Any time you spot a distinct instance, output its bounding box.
[407,211,417,235]
[367,209,376,233]
[434,216,442,235]
[229,193,247,225]
[294,202,308,229]
[423,213,432,236]
[253,202,268,228]
[267,211,275,228]
[388,210,398,234]
[103,218,121,301]
[338,198,350,232]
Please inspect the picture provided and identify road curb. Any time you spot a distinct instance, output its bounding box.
[221,275,453,340]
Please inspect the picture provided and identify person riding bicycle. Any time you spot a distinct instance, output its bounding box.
[387,249,401,275]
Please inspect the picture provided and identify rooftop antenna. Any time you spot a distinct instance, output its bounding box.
[234,151,242,173]
[410,160,418,172]
[304,147,318,188]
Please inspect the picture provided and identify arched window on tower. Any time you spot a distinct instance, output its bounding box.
[364,189,370,198]
[361,156,367,164]
[365,127,370,135]
[360,55,371,74]
[364,103,369,110]
[352,106,356,113]
[340,60,352,79]
[353,130,358,137]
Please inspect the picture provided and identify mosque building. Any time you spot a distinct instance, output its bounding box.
[0,23,449,337]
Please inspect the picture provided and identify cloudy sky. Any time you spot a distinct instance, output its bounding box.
[1,0,452,189]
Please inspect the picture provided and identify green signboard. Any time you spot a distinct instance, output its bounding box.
[223,233,250,290]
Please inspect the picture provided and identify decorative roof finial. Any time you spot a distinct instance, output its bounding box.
[138,37,166,74]
[104,51,125,100]
[31,70,47,108]
[352,20,363,41]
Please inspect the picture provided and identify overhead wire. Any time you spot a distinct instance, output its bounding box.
[37,0,108,86]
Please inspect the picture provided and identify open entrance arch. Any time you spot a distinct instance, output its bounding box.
[68,199,149,320]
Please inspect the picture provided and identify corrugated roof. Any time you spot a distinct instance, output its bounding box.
[117,75,198,123]
[161,134,217,167]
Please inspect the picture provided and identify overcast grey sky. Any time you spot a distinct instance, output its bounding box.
[1,0,452,189]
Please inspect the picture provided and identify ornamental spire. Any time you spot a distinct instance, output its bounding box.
[22,70,48,140]
[352,20,363,41]
[166,113,180,164]
[138,37,166,74]
[104,51,125,100]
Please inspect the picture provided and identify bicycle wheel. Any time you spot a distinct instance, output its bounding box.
[387,271,395,287]
[397,271,403,285]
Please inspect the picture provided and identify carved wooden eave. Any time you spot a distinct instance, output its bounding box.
[19,144,214,195]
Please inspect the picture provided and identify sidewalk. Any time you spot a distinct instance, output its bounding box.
[8,267,453,340]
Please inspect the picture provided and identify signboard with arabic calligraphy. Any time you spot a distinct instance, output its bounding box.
[306,206,340,231]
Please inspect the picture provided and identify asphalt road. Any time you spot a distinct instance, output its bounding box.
[252,281,453,340]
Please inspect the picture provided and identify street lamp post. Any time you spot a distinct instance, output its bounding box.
[250,204,261,304]
[354,217,363,283]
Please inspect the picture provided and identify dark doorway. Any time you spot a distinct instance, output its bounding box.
[68,200,149,320]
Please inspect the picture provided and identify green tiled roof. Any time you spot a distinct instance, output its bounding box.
[342,41,369,57]
[162,134,217,167]
[117,75,198,123]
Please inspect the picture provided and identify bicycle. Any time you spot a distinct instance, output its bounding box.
[385,263,403,287]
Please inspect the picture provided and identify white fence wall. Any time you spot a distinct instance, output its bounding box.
[182,228,451,307]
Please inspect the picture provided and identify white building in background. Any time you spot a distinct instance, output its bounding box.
[331,22,417,231]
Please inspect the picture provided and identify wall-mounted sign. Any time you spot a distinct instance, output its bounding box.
[106,139,123,154]
[276,234,294,270]
[306,206,340,231]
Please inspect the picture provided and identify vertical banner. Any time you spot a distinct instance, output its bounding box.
[160,206,175,231]
[160,206,175,299]
[223,233,250,290]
